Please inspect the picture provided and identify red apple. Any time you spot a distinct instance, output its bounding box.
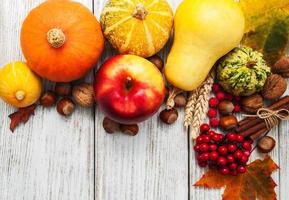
[94,55,166,124]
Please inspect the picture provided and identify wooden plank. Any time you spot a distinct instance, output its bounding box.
[279,80,289,200]
[94,1,188,200]
[0,0,94,199]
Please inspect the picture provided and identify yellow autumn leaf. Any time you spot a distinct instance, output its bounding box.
[240,0,289,65]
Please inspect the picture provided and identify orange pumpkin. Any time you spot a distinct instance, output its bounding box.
[20,0,104,82]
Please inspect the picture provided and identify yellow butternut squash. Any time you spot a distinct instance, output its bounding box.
[165,0,245,91]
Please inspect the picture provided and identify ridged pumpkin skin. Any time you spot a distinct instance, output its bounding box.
[165,0,245,91]
[0,62,42,108]
[100,0,173,58]
[21,0,104,82]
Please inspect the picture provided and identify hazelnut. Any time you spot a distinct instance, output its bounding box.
[40,91,57,107]
[120,124,139,136]
[72,83,94,108]
[241,94,263,114]
[102,117,119,134]
[218,100,234,115]
[55,82,72,96]
[159,108,178,124]
[257,136,276,153]
[174,94,187,107]
[262,74,287,100]
[219,115,238,130]
[272,56,289,78]
[147,55,164,71]
[56,97,75,116]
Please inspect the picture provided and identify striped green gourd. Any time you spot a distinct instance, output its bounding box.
[217,46,271,96]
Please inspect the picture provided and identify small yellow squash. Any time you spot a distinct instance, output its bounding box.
[165,0,245,91]
[100,0,173,58]
[0,62,42,108]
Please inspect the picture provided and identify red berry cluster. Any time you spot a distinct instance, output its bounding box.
[194,124,252,176]
[207,83,241,127]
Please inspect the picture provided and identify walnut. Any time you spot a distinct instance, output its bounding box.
[72,83,94,108]
[241,94,264,114]
[272,56,289,78]
[262,74,287,100]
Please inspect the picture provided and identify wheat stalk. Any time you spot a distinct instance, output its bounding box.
[184,88,200,127]
[166,87,183,110]
[189,74,214,139]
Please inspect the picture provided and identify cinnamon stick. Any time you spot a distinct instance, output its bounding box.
[239,123,267,137]
[236,96,289,133]
[237,96,289,125]
[239,102,289,136]
[249,128,268,140]
[236,118,263,132]
[237,98,289,138]
[268,96,289,110]
[238,118,251,126]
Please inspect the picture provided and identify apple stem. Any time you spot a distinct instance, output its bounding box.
[125,77,133,91]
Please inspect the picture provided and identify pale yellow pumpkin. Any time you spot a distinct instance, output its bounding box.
[0,62,42,108]
[100,0,173,58]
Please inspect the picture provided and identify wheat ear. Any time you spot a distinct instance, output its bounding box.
[184,88,200,127]
[190,74,214,139]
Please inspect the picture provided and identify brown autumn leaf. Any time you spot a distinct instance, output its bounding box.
[9,104,37,132]
[194,156,278,200]
[240,0,289,65]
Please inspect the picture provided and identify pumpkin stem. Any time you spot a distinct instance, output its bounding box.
[132,3,148,20]
[47,28,66,48]
[247,61,257,68]
[15,90,26,101]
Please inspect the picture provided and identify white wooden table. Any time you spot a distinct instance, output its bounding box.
[0,0,288,199]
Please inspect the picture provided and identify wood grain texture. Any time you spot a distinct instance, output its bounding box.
[279,79,289,200]
[94,1,188,200]
[0,0,287,200]
[0,0,94,200]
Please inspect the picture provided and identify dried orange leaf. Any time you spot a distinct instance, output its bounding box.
[9,104,37,132]
[194,156,278,200]
[240,0,289,65]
